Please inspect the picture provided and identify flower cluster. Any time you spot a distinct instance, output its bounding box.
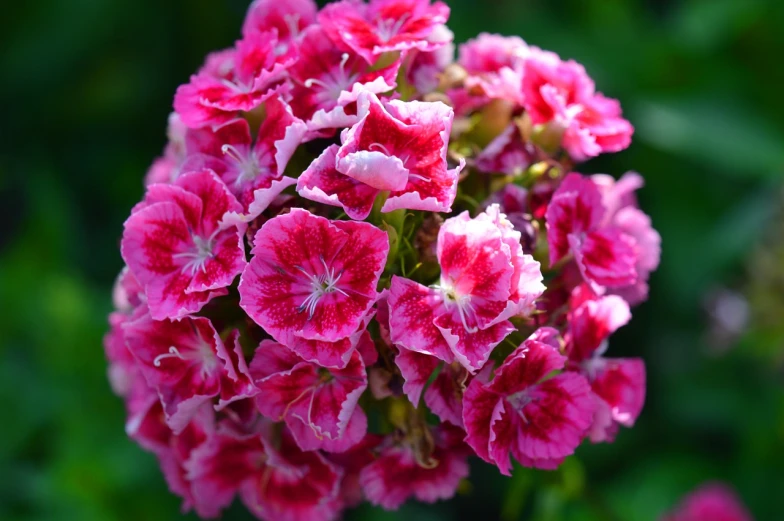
[105,1,660,519]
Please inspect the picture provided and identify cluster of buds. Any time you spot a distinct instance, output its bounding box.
[104,0,661,519]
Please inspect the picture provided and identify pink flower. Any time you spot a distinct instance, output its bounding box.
[249,340,368,453]
[123,313,254,433]
[174,30,290,129]
[242,0,318,58]
[239,208,388,356]
[463,328,594,474]
[546,172,638,288]
[301,91,462,215]
[288,26,400,130]
[361,424,470,510]
[457,33,529,106]
[405,24,455,95]
[121,170,246,320]
[475,124,535,176]
[324,434,382,507]
[188,425,343,521]
[522,52,632,160]
[593,172,661,305]
[424,361,469,427]
[389,207,544,372]
[662,483,753,521]
[183,96,306,218]
[319,0,451,64]
[565,285,645,443]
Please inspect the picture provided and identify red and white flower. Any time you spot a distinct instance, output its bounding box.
[121,170,246,320]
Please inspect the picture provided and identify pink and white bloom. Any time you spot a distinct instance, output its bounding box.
[188,425,343,521]
[183,96,306,219]
[361,424,470,510]
[475,124,535,177]
[289,26,400,130]
[522,52,633,160]
[121,170,246,320]
[174,30,290,129]
[123,313,253,433]
[463,328,594,474]
[242,0,317,58]
[546,172,638,289]
[457,33,529,107]
[405,24,455,95]
[662,483,753,521]
[565,285,645,443]
[389,207,544,372]
[239,209,388,359]
[249,340,368,452]
[593,172,661,305]
[300,91,462,215]
[319,0,451,64]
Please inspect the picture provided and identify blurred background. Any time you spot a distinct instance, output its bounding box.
[2,0,783,519]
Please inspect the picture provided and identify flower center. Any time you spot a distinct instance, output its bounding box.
[173,231,218,276]
[506,389,535,423]
[375,14,410,43]
[222,144,267,186]
[437,281,478,333]
[152,328,217,378]
[295,256,348,319]
[303,53,360,102]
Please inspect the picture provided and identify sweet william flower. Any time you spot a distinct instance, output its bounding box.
[288,25,400,132]
[123,313,254,433]
[183,96,306,219]
[249,340,368,453]
[242,0,318,58]
[174,29,290,129]
[319,0,451,64]
[593,172,662,305]
[187,424,343,521]
[121,170,246,321]
[546,172,638,288]
[361,424,470,510]
[662,483,753,521]
[389,206,544,373]
[239,208,388,364]
[565,285,645,443]
[463,328,594,474]
[522,51,633,160]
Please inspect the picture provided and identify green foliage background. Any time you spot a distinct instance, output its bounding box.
[1,0,783,519]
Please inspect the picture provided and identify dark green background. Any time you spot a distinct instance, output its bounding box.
[2,1,783,520]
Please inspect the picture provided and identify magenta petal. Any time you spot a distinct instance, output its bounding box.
[395,348,441,406]
[360,436,468,510]
[462,379,502,464]
[186,428,265,518]
[424,364,467,427]
[436,315,516,373]
[568,292,631,362]
[388,276,453,362]
[514,373,594,462]
[590,357,645,428]
[216,331,259,410]
[571,228,638,288]
[545,172,605,266]
[288,405,368,453]
[297,145,380,221]
[239,433,343,521]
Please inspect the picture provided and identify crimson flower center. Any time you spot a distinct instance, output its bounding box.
[152,334,217,378]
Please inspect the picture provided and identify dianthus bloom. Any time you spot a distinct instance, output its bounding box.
[661,483,753,521]
[107,1,660,519]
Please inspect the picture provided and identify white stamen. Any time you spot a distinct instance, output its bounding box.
[369,143,393,156]
[295,256,348,319]
[376,13,411,42]
[222,143,264,186]
[173,229,221,275]
[154,346,185,367]
[436,282,479,333]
